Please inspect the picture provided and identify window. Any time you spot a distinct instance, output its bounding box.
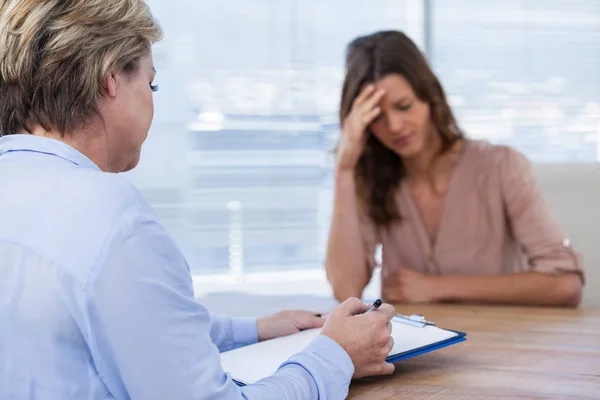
[432,0,600,161]
[129,0,423,282]
[127,1,600,289]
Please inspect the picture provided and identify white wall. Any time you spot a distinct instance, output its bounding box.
[533,163,600,306]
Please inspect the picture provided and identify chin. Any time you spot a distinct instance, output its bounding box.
[122,152,141,172]
[127,158,141,171]
[395,142,424,159]
[122,162,138,172]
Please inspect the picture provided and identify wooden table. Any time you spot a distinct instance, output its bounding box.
[348,304,600,399]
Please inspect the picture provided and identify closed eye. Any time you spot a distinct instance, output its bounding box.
[150,84,159,92]
[395,103,412,111]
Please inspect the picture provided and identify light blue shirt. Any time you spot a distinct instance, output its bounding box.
[0,134,354,400]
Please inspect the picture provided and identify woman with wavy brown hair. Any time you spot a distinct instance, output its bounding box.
[326,30,584,306]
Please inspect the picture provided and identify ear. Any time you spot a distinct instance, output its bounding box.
[104,71,119,98]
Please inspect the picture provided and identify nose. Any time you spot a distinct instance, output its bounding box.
[386,113,407,135]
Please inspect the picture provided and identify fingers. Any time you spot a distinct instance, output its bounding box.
[385,321,393,337]
[338,297,366,316]
[364,303,395,333]
[353,84,376,107]
[361,88,386,114]
[287,310,326,330]
[363,106,381,126]
[303,314,325,329]
[356,361,396,379]
[377,303,396,321]
[385,335,394,354]
[379,361,396,376]
[353,85,385,121]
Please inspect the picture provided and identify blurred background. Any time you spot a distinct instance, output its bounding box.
[125,0,600,305]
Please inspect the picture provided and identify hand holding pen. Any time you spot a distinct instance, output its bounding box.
[321,297,396,378]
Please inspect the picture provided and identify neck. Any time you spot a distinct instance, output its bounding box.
[403,132,443,183]
[25,124,112,172]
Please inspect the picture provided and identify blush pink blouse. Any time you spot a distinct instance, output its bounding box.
[358,140,584,288]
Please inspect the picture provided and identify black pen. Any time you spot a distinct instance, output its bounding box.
[364,298,382,313]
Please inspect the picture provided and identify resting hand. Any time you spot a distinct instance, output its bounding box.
[382,268,440,303]
[257,310,325,341]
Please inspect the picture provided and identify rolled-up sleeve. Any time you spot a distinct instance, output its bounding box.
[498,147,584,281]
[83,207,354,399]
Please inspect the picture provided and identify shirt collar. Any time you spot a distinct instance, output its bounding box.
[0,134,100,171]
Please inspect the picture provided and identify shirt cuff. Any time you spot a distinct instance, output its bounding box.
[231,317,258,348]
[305,334,354,382]
[280,334,354,398]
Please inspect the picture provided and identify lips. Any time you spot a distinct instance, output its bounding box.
[392,134,413,148]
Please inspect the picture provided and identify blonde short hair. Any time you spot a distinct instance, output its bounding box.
[0,0,163,136]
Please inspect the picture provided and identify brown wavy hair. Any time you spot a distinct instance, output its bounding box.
[340,30,464,226]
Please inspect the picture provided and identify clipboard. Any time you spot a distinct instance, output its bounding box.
[385,314,466,363]
[221,312,467,386]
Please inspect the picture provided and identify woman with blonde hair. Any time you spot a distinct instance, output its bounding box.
[0,1,398,398]
[326,30,584,306]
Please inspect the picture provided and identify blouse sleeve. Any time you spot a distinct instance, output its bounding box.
[498,146,584,282]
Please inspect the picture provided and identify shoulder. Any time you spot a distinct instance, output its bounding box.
[466,139,528,163]
[0,156,161,286]
[66,167,153,220]
[39,168,158,278]
[62,168,160,247]
[463,141,540,204]
[465,140,532,176]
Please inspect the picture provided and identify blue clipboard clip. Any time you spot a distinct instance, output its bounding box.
[393,314,436,328]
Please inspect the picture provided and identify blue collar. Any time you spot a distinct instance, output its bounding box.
[0,134,100,171]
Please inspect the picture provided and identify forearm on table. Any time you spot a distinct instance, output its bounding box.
[325,170,370,301]
[434,272,582,307]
